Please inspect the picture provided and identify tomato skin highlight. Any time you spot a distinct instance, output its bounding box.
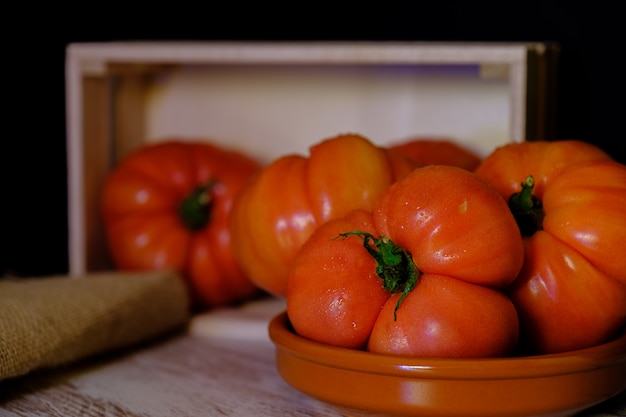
[475,139,626,354]
[101,140,263,309]
[230,133,420,297]
[287,165,524,358]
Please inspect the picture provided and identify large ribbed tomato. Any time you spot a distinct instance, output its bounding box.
[229,133,419,297]
[101,140,262,309]
[287,165,524,358]
[474,139,626,354]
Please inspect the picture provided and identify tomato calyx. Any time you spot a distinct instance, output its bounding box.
[336,231,421,320]
[179,180,216,231]
[508,175,546,237]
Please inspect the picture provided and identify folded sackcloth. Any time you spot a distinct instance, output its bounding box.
[0,270,190,381]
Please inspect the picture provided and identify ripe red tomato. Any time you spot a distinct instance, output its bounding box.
[389,137,482,171]
[229,133,420,297]
[101,140,263,309]
[368,274,519,358]
[475,140,626,354]
[287,165,523,358]
[286,209,389,349]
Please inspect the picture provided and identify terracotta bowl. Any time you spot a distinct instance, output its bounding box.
[269,311,626,417]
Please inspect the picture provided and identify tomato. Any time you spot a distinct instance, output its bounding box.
[474,140,626,354]
[101,140,263,309]
[229,133,420,297]
[287,165,523,358]
[390,137,482,171]
[286,209,389,349]
[367,274,519,358]
[473,140,613,199]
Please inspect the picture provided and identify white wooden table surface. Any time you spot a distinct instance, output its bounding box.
[1,297,624,417]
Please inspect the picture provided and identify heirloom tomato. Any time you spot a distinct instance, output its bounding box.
[475,140,626,354]
[390,137,482,171]
[229,133,419,297]
[287,165,523,358]
[101,140,263,309]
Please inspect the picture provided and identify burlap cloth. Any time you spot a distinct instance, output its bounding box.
[0,270,190,381]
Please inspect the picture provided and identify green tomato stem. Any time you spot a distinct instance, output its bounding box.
[179,180,216,231]
[336,231,421,320]
[507,175,545,237]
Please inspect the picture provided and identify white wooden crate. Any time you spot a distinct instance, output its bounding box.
[65,41,557,275]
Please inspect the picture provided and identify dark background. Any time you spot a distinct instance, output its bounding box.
[3,3,623,277]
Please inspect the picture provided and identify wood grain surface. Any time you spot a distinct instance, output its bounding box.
[0,331,340,417]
